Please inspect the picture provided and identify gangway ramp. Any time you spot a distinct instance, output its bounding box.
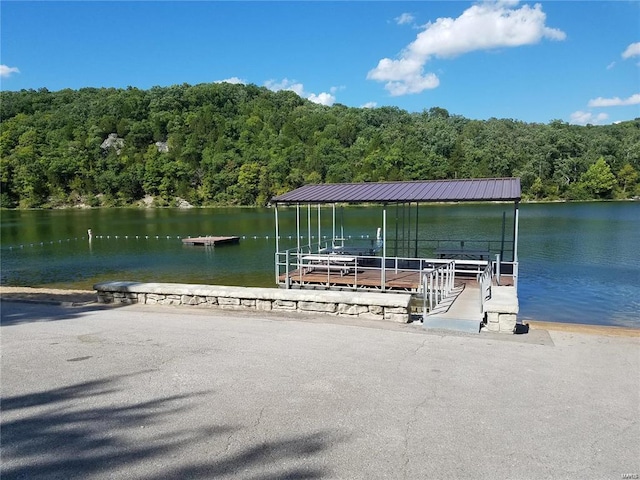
[423,282,482,334]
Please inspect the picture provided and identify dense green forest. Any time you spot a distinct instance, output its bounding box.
[1,82,639,208]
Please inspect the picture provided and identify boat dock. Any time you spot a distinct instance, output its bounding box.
[271,178,522,334]
[181,236,240,246]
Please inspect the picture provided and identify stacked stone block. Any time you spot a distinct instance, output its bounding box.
[95,282,412,323]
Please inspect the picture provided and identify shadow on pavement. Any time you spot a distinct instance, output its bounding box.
[0,289,96,305]
[0,299,127,326]
[1,373,335,479]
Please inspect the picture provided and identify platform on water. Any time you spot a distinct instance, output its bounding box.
[181,236,240,246]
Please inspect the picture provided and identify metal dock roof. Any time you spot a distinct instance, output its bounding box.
[271,178,521,204]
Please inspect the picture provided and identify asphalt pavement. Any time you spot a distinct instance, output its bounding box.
[1,300,638,480]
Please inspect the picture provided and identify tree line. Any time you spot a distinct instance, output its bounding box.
[1,82,639,208]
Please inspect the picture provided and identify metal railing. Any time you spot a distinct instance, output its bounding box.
[422,260,456,313]
[387,238,515,262]
[493,253,519,291]
[275,243,464,293]
[478,255,520,315]
[479,262,493,314]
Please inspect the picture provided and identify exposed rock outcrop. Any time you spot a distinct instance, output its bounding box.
[100,133,125,154]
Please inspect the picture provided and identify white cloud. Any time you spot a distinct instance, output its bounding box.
[570,110,609,125]
[0,65,20,78]
[395,13,415,25]
[216,77,246,84]
[368,1,565,96]
[606,61,616,70]
[622,42,640,59]
[264,78,336,106]
[264,78,305,96]
[361,102,377,109]
[307,92,336,106]
[588,93,640,107]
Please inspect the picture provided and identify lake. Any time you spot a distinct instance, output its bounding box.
[1,202,638,328]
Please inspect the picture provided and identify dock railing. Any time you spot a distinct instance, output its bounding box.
[422,260,456,313]
[388,238,515,263]
[276,242,470,292]
[479,261,493,314]
[478,255,520,315]
[494,253,519,291]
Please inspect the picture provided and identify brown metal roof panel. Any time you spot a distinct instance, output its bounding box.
[479,179,494,199]
[436,180,455,200]
[471,180,486,200]
[271,177,521,203]
[387,183,407,201]
[407,182,427,200]
[370,183,391,201]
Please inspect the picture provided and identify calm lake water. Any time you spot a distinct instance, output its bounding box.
[1,202,638,328]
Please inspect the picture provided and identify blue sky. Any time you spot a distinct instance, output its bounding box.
[1,1,638,125]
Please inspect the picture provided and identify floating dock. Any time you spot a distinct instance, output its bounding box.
[181,236,240,246]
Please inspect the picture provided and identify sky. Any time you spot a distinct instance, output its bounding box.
[1,1,638,125]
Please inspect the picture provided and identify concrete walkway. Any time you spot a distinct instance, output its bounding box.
[1,300,638,480]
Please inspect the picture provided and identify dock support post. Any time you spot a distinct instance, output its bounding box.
[307,204,311,251]
[381,206,387,292]
[285,249,290,289]
[513,201,519,263]
[296,204,301,272]
[415,202,419,258]
[332,203,336,248]
[275,206,280,284]
[317,204,321,252]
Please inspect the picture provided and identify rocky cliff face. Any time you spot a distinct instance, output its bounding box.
[155,141,169,153]
[100,133,125,154]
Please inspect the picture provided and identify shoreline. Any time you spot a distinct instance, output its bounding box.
[2,285,638,336]
[1,197,638,212]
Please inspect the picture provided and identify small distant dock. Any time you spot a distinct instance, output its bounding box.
[181,236,240,246]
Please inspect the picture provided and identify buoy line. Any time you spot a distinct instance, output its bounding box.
[3,233,373,251]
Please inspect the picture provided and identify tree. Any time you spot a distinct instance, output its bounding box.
[617,163,638,196]
[1,85,639,208]
[580,157,616,198]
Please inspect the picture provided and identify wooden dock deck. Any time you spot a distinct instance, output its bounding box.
[279,267,423,292]
[278,267,493,293]
[181,236,240,246]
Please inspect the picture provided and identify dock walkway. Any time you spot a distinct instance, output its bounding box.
[423,281,482,333]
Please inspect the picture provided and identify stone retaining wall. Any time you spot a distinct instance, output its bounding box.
[483,286,519,333]
[94,282,412,323]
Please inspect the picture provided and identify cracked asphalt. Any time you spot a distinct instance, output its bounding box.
[1,300,638,480]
